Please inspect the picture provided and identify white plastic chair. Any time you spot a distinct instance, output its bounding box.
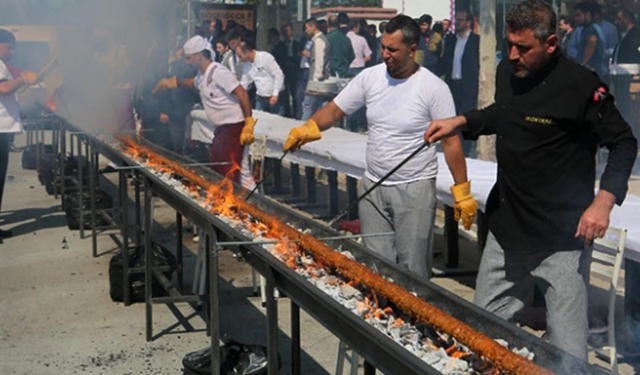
[335,340,360,375]
[590,226,627,375]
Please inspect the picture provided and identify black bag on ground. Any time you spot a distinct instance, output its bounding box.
[182,338,270,375]
[109,242,177,303]
[22,143,53,170]
[64,188,113,230]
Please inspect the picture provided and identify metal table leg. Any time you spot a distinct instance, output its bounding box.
[89,143,98,257]
[305,166,316,204]
[364,360,376,375]
[291,302,301,375]
[135,173,142,245]
[176,212,184,292]
[346,177,358,220]
[265,270,279,375]
[120,170,131,306]
[328,170,338,216]
[444,205,459,269]
[209,230,221,375]
[290,163,300,197]
[77,136,85,239]
[144,176,153,342]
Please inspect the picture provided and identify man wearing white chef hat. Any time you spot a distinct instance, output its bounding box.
[153,35,257,185]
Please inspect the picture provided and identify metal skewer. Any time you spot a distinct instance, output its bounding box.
[326,142,431,228]
[113,161,231,170]
[213,231,395,247]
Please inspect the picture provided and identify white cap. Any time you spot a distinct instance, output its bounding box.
[183,35,216,60]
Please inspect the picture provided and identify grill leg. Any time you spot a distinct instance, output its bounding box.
[144,177,153,342]
[364,360,375,375]
[265,269,279,375]
[291,302,301,375]
[209,230,220,375]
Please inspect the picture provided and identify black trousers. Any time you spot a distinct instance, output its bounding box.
[0,133,9,213]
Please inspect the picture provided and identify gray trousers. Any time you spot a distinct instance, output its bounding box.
[358,177,436,278]
[473,231,591,360]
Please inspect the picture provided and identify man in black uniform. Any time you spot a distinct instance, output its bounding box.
[425,0,637,360]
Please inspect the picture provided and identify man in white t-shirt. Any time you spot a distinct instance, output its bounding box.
[153,36,256,186]
[283,16,477,278]
[0,29,38,242]
[234,41,286,116]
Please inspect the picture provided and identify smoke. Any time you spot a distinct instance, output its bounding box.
[0,0,181,134]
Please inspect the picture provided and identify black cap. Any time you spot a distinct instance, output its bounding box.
[0,29,16,44]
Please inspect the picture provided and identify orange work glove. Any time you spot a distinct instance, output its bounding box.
[21,71,38,85]
[450,181,478,230]
[151,76,177,95]
[283,119,322,152]
[240,116,257,145]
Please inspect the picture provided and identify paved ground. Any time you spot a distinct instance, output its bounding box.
[1,133,639,374]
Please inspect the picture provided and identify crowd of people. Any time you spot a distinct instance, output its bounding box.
[558,1,640,137]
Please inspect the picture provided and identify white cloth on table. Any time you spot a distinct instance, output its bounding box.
[196,109,640,262]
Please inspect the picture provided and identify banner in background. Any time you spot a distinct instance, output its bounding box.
[190,2,256,32]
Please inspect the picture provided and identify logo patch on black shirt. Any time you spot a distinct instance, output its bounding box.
[524,116,553,125]
[593,86,607,102]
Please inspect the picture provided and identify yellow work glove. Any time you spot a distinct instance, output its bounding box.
[240,116,257,145]
[151,76,177,95]
[20,71,38,85]
[450,181,478,231]
[283,119,322,152]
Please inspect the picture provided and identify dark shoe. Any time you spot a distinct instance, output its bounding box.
[0,229,13,239]
[99,165,117,174]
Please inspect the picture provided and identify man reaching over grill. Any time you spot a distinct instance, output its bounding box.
[0,29,39,243]
[283,15,477,279]
[152,35,256,186]
[425,0,637,360]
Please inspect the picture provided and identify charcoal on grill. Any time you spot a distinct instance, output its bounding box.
[21,143,54,170]
[64,188,113,230]
[108,242,177,303]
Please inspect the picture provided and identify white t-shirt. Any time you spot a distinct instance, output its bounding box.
[0,60,23,133]
[195,62,244,126]
[334,64,455,184]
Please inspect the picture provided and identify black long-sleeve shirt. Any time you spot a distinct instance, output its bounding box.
[464,51,637,251]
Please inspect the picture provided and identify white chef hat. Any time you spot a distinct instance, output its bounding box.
[183,35,216,60]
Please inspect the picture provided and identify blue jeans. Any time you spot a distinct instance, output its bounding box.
[256,94,286,116]
[294,69,309,119]
[301,94,327,121]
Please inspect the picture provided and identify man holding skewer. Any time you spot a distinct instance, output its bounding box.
[425,0,637,359]
[283,15,476,278]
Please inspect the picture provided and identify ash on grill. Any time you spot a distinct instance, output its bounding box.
[118,143,538,375]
